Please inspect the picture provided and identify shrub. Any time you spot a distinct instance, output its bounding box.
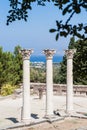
[1,83,16,96]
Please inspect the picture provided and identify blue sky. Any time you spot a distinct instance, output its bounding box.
[0,1,87,56]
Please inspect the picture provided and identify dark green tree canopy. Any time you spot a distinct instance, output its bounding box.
[7,0,87,40]
[58,37,87,85]
[0,45,22,90]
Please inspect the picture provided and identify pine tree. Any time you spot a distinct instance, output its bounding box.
[13,45,23,85]
[58,37,87,85]
[0,45,23,93]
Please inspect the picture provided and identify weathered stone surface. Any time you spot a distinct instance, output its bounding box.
[43,49,56,116]
[54,109,68,117]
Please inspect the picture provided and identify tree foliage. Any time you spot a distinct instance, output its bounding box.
[59,37,87,85]
[13,45,23,85]
[7,0,87,40]
[53,63,61,83]
[30,67,46,83]
[1,84,16,96]
[0,45,22,92]
[73,39,87,84]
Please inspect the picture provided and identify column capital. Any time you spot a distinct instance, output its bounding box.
[43,49,56,60]
[65,49,76,59]
[20,49,33,60]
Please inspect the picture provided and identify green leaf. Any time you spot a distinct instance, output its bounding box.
[55,33,59,41]
[73,5,81,13]
[63,0,69,4]
[54,4,58,6]
[60,31,65,36]
[84,26,87,33]
[49,29,57,33]
[62,3,72,15]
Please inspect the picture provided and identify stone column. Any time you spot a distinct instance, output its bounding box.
[43,49,56,117]
[65,49,76,114]
[20,49,33,123]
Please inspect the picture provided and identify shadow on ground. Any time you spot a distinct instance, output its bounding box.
[31,113,39,119]
[6,117,19,123]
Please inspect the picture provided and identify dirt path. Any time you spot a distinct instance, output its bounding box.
[13,117,87,130]
[28,118,87,130]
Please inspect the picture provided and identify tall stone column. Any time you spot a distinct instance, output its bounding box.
[20,49,33,123]
[65,49,76,114]
[43,49,56,117]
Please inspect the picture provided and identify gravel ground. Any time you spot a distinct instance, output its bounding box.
[8,118,87,130]
[0,95,87,129]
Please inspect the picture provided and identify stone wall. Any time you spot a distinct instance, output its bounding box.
[30,83,87,96]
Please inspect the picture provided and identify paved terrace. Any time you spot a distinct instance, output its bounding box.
[0,95,87,129]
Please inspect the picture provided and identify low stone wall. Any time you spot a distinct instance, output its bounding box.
[30,83,87,96]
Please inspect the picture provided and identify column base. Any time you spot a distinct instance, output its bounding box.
[66,110,76,116]
[44,114,64,123]
[44,114,56,119]
[21,118,31,124]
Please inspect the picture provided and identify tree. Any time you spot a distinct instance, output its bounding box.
[1,52,15,84]
[13,45,23,85]
[0,48,15,92]
[57,56,67,84]
[73,40,87,85]
[53,63,61,83]
[58,37,87,85]
[7,0,87,40]
[0,47,4,89]
[30,67,46,83]
[0,45,23,93]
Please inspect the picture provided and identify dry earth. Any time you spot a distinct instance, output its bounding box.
[12,117,87,130]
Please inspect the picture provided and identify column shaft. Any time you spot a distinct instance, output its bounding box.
[66,58,73,112]
[43,49,56,117]
[46,59,53,115]
[22,59,30,120]
[65,49,76,114]
[20,49,33,123]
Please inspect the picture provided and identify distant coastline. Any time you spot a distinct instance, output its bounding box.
[30,55,63,63]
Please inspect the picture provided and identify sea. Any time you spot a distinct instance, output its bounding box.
[30,55,63,63]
